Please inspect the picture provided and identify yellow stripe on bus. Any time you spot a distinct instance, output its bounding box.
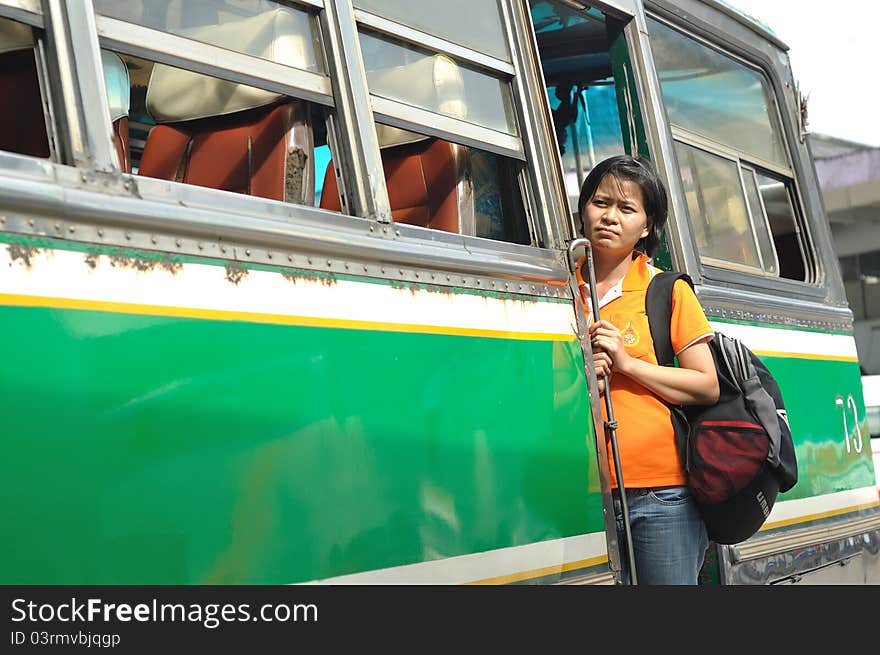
[465,555,609,585]
[0,292,573,342]
[753,350,858,363]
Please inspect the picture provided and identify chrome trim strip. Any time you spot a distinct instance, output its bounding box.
[557,570,616,585]
[0,169,569,285]
[94,15,334,107]
[370,95,524,160]
[731,512,880,563]
[353,9,515,75]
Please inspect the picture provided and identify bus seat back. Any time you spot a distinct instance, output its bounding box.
[320,137,473,233]
[138,101,313,204]
[138,9,314,203]
[319,54,473,233]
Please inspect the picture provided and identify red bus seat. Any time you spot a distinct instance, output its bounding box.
[135,9,314,204]
[319,133,473,234]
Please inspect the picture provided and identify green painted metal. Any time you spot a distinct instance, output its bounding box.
[0,303,602,584]
[761,355,876,500]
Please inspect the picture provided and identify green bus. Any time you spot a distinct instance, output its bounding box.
[0,0,877,585]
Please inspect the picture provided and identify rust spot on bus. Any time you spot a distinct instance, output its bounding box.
[226,265,247,285]
[7,243,39,268]
[281,271,337,287]
[84,252,99,269]
[109,250,159,272]
[159,257,183,274]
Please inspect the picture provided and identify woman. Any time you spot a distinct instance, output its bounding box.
[578,155,719,584]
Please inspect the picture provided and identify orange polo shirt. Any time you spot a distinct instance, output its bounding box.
[578,253,713,489]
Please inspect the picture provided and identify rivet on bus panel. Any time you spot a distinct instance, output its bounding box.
[125,232,131,240]
[97,229,104,237]
[245,249,251,257]
[68,226,75,234]
[28,219,34,227]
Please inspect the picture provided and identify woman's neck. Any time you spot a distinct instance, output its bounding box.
[591,250,637,297]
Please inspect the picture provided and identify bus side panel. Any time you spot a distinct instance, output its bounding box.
[0,238,606,584]
[711,320,879,537]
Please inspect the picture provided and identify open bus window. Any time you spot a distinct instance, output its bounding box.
[528,1,629,226]
[346,14,529,244]
[93,0,339,211]
[112,51,335,210]
[318,122,529,243]
[649,17,813,282]
[0,16,51,159]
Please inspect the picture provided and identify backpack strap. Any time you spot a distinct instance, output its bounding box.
[645,270,695,469]
[645,271,693,367]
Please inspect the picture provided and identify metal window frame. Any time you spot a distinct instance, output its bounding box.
[353,8,515,75]
[94,15,334,107]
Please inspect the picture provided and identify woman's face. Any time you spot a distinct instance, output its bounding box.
[582,174,651,255]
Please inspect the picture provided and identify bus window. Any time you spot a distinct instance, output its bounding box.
[352,0,511,63]
[93,1,338,210]
[648,17,813,282]
[347,5,530,244]
[92,0,322,74]
[0,16,50,158]
[528,1,629,224]
[319,123,528,243]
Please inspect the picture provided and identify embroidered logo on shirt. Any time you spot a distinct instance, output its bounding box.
[622,321,640,347]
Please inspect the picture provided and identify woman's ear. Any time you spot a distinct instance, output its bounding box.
[641,217,652,239]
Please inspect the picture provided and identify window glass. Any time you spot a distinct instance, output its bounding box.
[113,51,337,210]
[316,123,529,244]
[359,30,516,136]
[649,18,786,167]
[529,0,627,217]
[93,0,322,74]
[353,0,510,62]
[675,142,762,270]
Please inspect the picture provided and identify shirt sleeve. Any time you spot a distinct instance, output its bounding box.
[669,278,714,355]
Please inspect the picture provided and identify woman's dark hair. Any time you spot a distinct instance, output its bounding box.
[577,155,668,256]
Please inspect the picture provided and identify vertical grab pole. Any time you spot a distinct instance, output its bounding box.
[568,238,638,585]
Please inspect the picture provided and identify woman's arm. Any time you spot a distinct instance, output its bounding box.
[590,319,719,405]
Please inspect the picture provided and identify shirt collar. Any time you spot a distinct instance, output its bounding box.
[577,252,657,311]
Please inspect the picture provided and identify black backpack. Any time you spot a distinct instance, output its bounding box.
[645,272,798,545]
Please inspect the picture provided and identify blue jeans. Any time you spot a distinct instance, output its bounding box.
[613,486,708,585]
